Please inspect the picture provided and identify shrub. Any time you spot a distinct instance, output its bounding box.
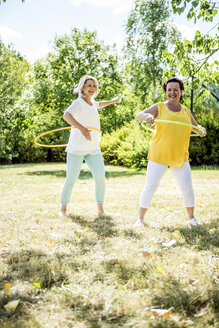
[101,121,151,168]
[189,109,219,166]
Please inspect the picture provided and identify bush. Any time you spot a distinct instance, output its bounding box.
[101,120,151,168]
[189,109,219,166]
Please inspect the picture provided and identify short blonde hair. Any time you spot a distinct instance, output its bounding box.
[74,75,99,98]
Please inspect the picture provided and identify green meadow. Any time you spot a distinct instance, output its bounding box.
[0,163,218,328]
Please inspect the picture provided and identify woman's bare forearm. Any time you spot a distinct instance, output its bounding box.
[63,112,84,130]
[136,104,158,122]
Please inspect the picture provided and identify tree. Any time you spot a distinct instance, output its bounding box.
[124,0,180,105]
[0,40,30,163]
[0,28,137,164]
[163,2,219,90]
[31,28,124,135]
[6,28,127,163]
[162,1,219,166]
[163,30,219,86]
[171,0,218,22]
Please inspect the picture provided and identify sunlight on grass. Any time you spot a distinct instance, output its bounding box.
[0,163,218,327]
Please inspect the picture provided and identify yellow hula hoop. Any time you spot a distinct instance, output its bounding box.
[141,119,204,137]
[34,126,102,148]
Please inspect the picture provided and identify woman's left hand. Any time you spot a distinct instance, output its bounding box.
[111,96,121,103]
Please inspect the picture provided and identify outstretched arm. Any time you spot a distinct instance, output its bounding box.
[98,96,121,109]
[189,111,206,137]
[136,104,158,124]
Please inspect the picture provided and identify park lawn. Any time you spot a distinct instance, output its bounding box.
[0,162,218,328]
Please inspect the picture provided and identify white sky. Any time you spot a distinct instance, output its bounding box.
[0,0,218,64]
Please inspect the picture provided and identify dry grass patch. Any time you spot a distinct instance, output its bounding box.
[0,163,218,327]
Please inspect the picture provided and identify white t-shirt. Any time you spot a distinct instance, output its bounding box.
[65,97,101,155]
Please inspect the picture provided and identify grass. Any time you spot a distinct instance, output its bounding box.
[0,162,218,328]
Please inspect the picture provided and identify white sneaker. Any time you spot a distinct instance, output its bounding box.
[98,211,111,216]
[133,219,144,227]
[189,218,202,226]
[59,211,67,217]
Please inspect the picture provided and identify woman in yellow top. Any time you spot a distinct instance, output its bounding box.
[135,77,206,227]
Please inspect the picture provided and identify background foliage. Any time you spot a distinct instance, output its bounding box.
[0,0,218,166]
[124,0,181,104]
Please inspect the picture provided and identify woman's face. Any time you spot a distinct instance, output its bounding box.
[166,82,182,104]
[82,79,97,98]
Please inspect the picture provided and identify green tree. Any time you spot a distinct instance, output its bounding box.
[124,0,180,105]
[161,1,219,167]
[163,1,219,89]
[171,0,218,22]
[31,28,124,135]
[0,40,30,163]
[9,28,129,163]
[163,30,219,87]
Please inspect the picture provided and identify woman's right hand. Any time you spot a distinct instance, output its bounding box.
[197,125,207,137]
[145,113,154,125]
[80,127,92,141]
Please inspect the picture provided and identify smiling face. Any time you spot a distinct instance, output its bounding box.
[82,79,97,98]
[166,82,182,104]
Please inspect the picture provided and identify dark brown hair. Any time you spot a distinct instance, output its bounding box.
[163,77,184,92]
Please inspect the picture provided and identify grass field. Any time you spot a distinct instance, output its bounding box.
[0,162,218,328]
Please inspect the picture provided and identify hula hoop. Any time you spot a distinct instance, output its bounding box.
[34,126,102,148]
[141,119,205,137]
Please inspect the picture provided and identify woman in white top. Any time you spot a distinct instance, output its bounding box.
[60,75,120,217]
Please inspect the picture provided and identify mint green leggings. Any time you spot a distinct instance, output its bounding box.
[61,152,105,205]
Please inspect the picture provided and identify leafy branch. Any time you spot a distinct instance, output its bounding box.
[171,0,218,22]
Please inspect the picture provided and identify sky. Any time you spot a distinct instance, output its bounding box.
[0,0,218,64]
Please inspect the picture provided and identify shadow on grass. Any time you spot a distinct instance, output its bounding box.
[69,214,118,238]
[67,293,131,328]
[122,229,143,239]
[101,258,153,285]
[18,168,145,179]
[0,294,41,328]
[0,250,141,327]
[151,275,218,318]
[0,249,80,325]
[165,219,219,251]
[1,249,78,290]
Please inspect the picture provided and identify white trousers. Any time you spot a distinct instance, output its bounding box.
[139,160,195,208]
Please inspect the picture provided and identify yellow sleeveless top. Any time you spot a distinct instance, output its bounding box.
[148,102,192,168]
